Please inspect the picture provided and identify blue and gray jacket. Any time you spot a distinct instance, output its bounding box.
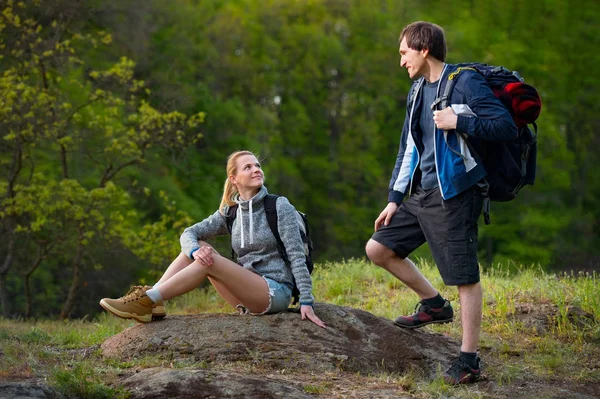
[388,63,517,204]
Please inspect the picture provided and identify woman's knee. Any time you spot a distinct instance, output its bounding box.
[187,259,208,272]
[365,239,393,266]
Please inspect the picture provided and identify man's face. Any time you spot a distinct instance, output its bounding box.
[399,37,427,79]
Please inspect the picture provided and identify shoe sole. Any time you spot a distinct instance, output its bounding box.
[99,299,152,323]
[152,312,167,320]
[152,306,166,320]
[393,318,453,329]
[443,373,480,385]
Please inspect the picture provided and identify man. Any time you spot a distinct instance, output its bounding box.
[365,21,516,384]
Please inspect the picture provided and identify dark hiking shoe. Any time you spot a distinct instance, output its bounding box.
[443,357,481,384]
[393,300,454,329]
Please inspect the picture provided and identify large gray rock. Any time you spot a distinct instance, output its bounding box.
[0,383,63,399]
[122,368,314,399]
[102,303,458,375]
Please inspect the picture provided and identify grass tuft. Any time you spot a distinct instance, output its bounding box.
[50,363,129,399]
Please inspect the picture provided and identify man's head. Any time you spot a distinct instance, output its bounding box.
[398,21,446,79]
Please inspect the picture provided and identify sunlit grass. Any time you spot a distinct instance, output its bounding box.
[311,257,600,392]
[314,257,456,321]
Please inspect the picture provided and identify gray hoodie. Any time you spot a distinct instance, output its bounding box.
[179,186,314,305]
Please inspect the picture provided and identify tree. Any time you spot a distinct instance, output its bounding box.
[0,1,203,318]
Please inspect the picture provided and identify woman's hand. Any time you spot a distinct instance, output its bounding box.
[193,245,215,266]
[301,305,326,328]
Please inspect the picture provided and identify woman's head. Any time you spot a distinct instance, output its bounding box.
[219,150,264,213]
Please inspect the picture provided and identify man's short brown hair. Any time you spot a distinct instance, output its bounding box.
[399,21,447,62]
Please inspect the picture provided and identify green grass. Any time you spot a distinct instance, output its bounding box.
[50,363,130,399]
[1,258,599,398]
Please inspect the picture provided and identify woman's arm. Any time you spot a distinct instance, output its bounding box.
[180,209,229,260]
[274,197,314,306]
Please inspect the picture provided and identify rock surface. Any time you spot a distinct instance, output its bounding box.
[0,383,63,399]
[122,368,314,399]
[102,303,458,375]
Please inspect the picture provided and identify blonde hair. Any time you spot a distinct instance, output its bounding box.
[218,150,256,215]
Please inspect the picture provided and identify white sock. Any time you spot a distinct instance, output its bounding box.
[153,282,162,289]
[146,288,163,304]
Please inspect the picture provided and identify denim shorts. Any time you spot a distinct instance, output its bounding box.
[260,277,293,314]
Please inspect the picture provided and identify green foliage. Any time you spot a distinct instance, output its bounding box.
[1,0,599,319]
[129,0,600,268]
[0,1,204,319]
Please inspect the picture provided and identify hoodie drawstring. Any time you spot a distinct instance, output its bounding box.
[238,205,245,248]
[237,198,255,249]
[249,198,254,242]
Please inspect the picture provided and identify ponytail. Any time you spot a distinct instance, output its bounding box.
[218,150,255,215]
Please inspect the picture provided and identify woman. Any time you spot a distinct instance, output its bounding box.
[100,150,325,328]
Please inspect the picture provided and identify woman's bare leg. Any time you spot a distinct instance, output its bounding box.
[208,277,242,309]
[157,241,215,285]
[156,252,194,284]
[157,253,269,313]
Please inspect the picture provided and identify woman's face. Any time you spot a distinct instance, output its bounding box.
[231,154,264,191]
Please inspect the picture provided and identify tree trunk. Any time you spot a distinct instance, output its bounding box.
[0,237,15,317]
[59,242,84,320]
[25,253,44,319]
[24,273,33,319]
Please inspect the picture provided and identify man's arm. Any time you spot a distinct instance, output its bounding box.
[453,72,517,141]
[388,120,410,205]
[388,81,421,205]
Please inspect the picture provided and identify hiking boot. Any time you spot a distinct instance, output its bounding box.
[393,300,453,329]
[103,285,166,320]
[443,357,481,384]
[99,285,155,323]
[152,303,167,320]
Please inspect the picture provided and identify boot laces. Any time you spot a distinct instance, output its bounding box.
[414,301,430,314]
[120,285,147,303]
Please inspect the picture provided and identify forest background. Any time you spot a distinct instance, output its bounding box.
[1,0,598,320]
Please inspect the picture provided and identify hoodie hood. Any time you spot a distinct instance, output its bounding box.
[234,185,268,248]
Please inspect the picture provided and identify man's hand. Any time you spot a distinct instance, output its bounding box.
[374,202,398,231]
[433,107,458,130]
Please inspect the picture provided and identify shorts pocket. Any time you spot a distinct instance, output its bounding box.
[263,278,293,314]
[447,238,478,282]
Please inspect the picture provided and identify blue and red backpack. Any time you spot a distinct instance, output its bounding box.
[439,63,542,223]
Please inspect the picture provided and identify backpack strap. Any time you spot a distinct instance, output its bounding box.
[227,195,291,262]
[438,66,493,225]
[438,67,475,110]
[264,194,289,265]
[225,204,239,259]
[264,194,306,306]
[225,205,238,233]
